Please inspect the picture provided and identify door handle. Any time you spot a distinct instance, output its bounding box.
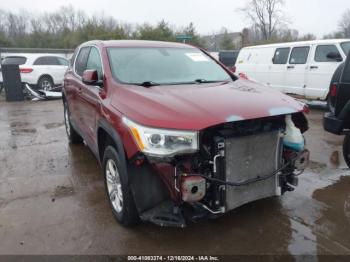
[78,87,82,93]
[287,66,295,69]
[310,66,319,69]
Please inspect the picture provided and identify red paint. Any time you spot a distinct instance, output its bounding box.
[63,40,306,203]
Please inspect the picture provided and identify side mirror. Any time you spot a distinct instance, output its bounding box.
[327,52,343,62]
[82,70,102,86]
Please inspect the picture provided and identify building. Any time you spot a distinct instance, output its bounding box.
[201,32,242,51]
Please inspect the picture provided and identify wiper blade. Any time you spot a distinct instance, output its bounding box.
[194,79,228,84]
[135,81,160,87]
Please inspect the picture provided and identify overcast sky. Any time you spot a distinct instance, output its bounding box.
[0,0,349,38]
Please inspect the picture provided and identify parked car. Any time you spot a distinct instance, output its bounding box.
[0,54,69,90]
[218,50,240,71]
[63,40,309,227]
[235,39,350,102]
[323,51,350,167]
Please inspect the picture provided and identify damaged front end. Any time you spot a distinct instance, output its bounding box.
[125,113,309,227]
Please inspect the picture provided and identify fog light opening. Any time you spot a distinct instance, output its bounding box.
[191,186,198,194]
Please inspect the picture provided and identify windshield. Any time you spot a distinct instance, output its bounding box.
[2,56,27,65]
[341,42,350,56]
[107,47,231,85]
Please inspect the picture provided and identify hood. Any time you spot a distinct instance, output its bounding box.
[111,79,305,130]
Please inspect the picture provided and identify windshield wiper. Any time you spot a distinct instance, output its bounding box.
[134,81,160,87]
[194,79,228,84]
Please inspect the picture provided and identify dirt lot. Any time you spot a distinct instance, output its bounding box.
[0,97,350,256]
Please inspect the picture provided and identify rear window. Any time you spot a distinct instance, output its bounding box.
[315,45,341,62]
[341,42,350,56]
[34,56,60,65]
[2,56,27,65]
[289,47,310,64]
[273,48,290,64]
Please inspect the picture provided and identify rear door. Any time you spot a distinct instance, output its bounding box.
[335,51,350,118]
[269,47,290,92]
[305,44,344,100]
[55,57,69,85]
[284,46,310,96]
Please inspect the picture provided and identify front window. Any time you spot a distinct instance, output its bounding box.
[107,47,231,85]
[341,42,350,56]
[315,45,341,62]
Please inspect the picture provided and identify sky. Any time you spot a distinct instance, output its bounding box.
[0,0,349,38]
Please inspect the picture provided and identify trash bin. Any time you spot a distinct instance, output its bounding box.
[2,64,24,102]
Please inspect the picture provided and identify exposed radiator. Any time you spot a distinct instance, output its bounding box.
[224,130,282,211]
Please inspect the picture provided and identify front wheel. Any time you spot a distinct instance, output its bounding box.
[343,133,350,168]
[103,146,139,226]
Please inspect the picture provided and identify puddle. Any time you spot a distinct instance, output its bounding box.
[52,185,75,199]
[44,122,64,129]
[308,161,327,172]
[9,121,37,135]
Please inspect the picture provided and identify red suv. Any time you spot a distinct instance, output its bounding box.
[63,40,309,227]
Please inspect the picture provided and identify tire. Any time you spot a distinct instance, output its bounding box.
[103,145,139,226]
[343,133,350,169]
[63,101,83,144]
[37,76,54,91]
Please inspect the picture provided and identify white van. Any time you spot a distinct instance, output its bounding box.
[235,39,350,101]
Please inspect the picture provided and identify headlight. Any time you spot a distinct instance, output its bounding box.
[122,117,198,157]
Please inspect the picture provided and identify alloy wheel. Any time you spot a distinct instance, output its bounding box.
[106,159,123,213]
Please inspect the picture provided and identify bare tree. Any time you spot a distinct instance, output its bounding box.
[238,0,287,41]
[339,9,350,38]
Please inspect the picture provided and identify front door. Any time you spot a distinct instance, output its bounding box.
[284,46,310,96]
[79,46,104,148]
[70,46,91,132]
[305,44,344,100]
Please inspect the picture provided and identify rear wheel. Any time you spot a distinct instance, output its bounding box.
[63,101,83,144]
[103,145,139,226]
[37,76,54,91]
[343,133,350,168]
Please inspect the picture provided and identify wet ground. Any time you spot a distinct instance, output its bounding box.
[0,97,350,256]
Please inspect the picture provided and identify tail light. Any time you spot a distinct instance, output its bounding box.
[20,68,33,73]
[330,84,337,97]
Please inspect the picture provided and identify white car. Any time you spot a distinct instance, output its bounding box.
[0,54,69,90]
[235,39,350,102]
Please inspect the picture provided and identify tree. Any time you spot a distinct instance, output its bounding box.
[299,33,316,41]
[323,31,344,39]
[238,0,287,41]
[220,29,236,50]
[339,9,350,38]
[134,20,176,42]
